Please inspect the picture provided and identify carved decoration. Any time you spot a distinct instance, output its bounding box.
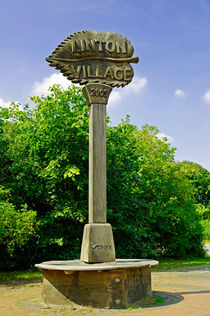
[46,31,139,87]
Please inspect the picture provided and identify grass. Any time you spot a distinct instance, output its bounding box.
[153,296,165,304]
[152,257,210,271]
[126,295,166,310]
[0,269,42,282]
[201,219,210,243]
[0,257,209,281]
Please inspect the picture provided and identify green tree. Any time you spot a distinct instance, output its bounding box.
[177,161,210,207]
[0,185,37,269]
[0,85,205,268]
[0,86,89,264]
[107,121,203,258]
[177,161,210,220]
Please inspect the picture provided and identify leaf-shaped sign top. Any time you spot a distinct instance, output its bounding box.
[46,30,139,87]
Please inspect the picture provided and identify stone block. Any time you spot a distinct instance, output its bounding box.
[41,265,152,308]
[80,223,116,263]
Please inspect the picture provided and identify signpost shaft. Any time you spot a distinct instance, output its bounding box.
[89,102,107,223]
[81,83,115,263]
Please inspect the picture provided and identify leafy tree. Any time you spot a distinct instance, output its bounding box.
[0,86,89,264]
[0,85,205,268]
[177,161,210,207]
[177,161,210,220]
[0,185,37,269]
[107,121,203,258]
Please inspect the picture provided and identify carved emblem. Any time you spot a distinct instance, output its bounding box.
[91,243,112,250]
[46,30,139,87]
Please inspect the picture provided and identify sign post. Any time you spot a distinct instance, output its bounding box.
[35,30,159,309]
[81,83,115,262]
[46,30,139,263]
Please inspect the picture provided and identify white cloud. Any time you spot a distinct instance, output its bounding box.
[31,73,147,107]
[109,91,122,106]
[0,98,22,111]
[203,89,210,103]
[0,97,11,108]
[124,76,148,93]
[157,132,174,143]
[109,76,148,106]
[174,89,186,98]
[31,73,72,96]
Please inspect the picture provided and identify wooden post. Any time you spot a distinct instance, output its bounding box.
[89,102,107,223]
[80,83,116,263]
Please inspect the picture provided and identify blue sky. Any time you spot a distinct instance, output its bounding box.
[0,0,210,170]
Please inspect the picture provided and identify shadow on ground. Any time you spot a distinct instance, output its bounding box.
[17,290,183,315]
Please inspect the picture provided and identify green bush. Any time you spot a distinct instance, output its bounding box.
[106,120,204,258]
[201,220,210,242]
[0,186,37,269]
[196,203,210,220]
[0,85,205,268]
[177,161,210,207]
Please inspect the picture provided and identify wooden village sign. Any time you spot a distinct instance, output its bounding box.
[36,31,159,309]
[46,30,139,264]
[46,30,139,87]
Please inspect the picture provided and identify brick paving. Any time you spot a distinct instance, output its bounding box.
[0,266,210,316]
[122,266,210,316]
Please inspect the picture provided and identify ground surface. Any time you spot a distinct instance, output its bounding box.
[0,266,210,316]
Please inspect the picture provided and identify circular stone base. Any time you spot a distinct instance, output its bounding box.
[35,259,158,309]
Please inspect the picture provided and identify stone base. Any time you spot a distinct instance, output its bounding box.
[80,223,116,263]
[35,259,158,309]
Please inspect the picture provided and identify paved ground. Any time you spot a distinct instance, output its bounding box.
[128,266,210,316]
[1,266,210,316]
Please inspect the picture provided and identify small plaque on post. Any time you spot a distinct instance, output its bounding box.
[82,83,112,106]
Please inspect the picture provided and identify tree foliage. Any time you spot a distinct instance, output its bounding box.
[177,161,210,220]
[0,85,205,269]
[0,185,37,269]
[106,120,204,258]
[177,161,210,207]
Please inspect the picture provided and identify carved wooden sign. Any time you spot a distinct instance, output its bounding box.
[46,31,139,87]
